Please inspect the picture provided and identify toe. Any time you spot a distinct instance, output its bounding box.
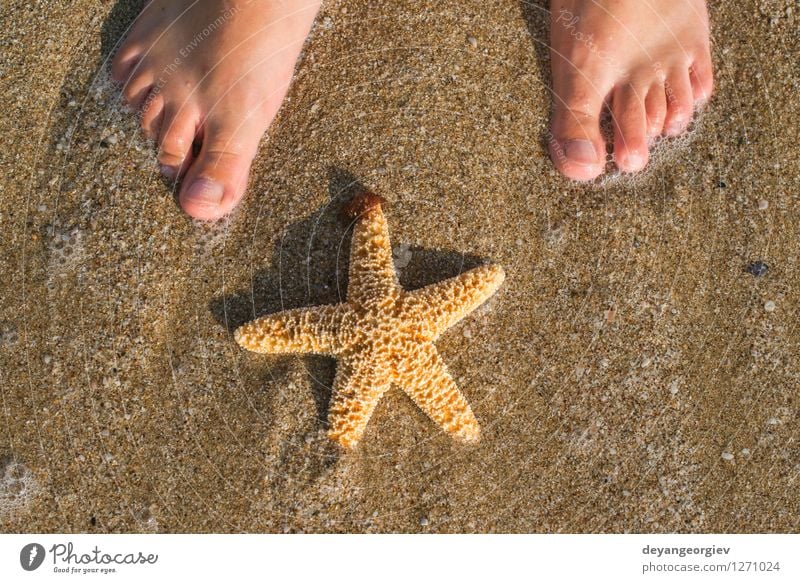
[140,92,164,140]
[611,84,649,173]
[689,52,714,105]
[663,68,694,137]
[549,73,608,181]
[157,105,198,179]
[178,116,263,220]
[122,71,154,110]
[111,45,141,83]
[644,83,667,138]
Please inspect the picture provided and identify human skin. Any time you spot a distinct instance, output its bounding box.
[547,0,713,180]
[112,0,712,219]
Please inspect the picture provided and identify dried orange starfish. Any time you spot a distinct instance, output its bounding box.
[235,193,505,448]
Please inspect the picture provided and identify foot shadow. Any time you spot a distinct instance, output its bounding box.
[37,0,176,225]
[99,0,148,61]
[209,167,486,426]
[518,0,556,153]
[98,0,182,195]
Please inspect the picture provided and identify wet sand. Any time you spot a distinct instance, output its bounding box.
[0,0,798,532]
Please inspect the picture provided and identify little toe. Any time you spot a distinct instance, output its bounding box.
[611,84,649,173]
[157,106,198,179]
[549,76,607,181]
[645,83,667,139]
[663,68,694,137]
[689,53,714,105]
[178,116,263,220]
[111,45,141,83]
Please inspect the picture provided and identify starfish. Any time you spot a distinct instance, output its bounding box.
[234,192,505,448]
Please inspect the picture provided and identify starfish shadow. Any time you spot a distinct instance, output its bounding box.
[209,167,486,430]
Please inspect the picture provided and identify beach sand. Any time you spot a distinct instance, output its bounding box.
[0,0,798,532]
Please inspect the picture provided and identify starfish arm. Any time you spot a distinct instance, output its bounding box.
[403,264,505,339]
[234,304,349,356]
[347,205,400,308]
[395,344,480,443]
[327,354,392,448]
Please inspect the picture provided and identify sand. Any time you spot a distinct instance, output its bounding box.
[0,0,798,533]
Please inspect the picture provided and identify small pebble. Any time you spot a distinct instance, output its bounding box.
[757,199,769,210]
[392,244,413,269]
[764,300,776,312]
[466,35,478,49]
[419,516,429,527]
[721,452,734,461]
[42,354,52,365]
[741,448,751,456]
[746,261,768,277]
[0,324,19,345]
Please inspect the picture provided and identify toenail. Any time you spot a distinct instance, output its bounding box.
[160,165,177,180]
[666,120,686,135]
[564,140,598,165]
[623,153,645,171]
[185,177,224,207]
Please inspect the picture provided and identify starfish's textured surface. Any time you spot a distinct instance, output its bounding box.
[235,193,505,448]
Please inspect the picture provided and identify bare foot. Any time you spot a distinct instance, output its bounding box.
[112,0,321,220]
[548,0,713,180]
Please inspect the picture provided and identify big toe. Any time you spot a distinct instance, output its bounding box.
[549,78,607,181]
[179,116,262,221]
